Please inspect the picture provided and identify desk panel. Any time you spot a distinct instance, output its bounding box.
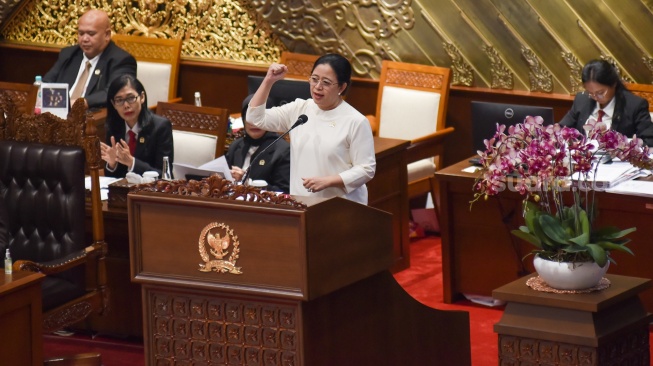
[436,159,653,311]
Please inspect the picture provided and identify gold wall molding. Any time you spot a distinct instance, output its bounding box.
[562,52,583,95]
[522,47,552,93]
[483,45,513,90]
[0,0,285,65]
[2,0,653,92]
[249,0,415,78]
[443,42,473,87]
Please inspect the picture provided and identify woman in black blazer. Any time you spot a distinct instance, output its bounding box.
[226,95,290,193]
[101,74,174,178]
[559,59,653,147]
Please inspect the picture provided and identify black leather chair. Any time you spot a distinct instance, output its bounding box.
[0,93,107,364]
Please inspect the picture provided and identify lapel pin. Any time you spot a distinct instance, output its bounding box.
[139,137,145,143]
[94,69,101,75]
[258,159,266,166]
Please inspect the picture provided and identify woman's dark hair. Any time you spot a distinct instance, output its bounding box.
[311,53,352,96]
[581,59,625,92]
[106,74,153,128]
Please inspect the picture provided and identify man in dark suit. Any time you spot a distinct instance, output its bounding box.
[559,59,653,147]
[226,95,290,193]
[43,9,136,109]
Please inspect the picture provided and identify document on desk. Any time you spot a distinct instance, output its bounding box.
[606,180,653,197]
[173,156,233,182]
[572,162,643,190]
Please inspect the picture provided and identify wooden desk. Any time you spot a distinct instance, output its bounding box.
[493,274,652,364]
[0,271,45,366]
[435,158,653,311]
[81,136,410,338]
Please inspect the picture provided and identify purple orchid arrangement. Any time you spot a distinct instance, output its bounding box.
[471,116,653,266]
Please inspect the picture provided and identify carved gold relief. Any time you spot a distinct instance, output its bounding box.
[521,47,552,93]
[0,0,284,65]
[562,52,583,95]
[483,45,513,90]
[601,55,633,84]
[443,42,473,87]
[249,0,414,77]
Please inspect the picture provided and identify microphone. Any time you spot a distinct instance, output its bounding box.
[240,114,307,185]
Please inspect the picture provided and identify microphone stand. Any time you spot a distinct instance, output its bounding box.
[240,118,306,186]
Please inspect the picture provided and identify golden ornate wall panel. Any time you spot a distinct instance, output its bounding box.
[0,0,285,65]
[2,0,653,92]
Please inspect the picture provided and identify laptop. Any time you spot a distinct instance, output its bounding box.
[471,101,554,155]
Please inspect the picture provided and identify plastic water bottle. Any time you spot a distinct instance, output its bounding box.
[34,75,42,115]
[162,156,172,180]
[4,248,12,274]
[194,92,202,107]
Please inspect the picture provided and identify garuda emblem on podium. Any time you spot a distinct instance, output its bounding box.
[198,222,242,274]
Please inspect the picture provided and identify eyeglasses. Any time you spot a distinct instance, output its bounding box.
[308,76,338,89]
[587,89,608,100]
[112,95,139,106]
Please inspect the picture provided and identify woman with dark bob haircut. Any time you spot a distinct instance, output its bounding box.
[101,74,174,178]
[560,59,653,146]
[246,53,376,205]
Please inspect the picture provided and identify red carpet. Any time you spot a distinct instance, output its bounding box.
[393,235,502,366]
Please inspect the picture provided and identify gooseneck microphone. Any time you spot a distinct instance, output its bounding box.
[240,114,308,185]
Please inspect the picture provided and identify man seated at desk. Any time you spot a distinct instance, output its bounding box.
[43,9,136,109]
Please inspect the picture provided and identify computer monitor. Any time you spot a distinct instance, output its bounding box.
[471,101,554,153]
[246,75,312,107]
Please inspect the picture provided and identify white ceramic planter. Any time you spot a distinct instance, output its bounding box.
[533,255,609,290]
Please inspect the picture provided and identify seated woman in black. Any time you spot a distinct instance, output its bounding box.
[560,59,653,147]
[226,95,290,193]
[101,74,174,177]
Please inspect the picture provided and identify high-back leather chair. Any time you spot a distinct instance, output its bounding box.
[112,34,182,109]
[0,94,107,347]
[156,102,230,179]
[0,81,38,115]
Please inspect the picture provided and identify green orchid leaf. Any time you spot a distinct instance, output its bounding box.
[531,215,558,251]
[597,241,635,256]
[538,215,571,245]
[586,244,608,267]
[511,229,542,248]
[593,226,637,240]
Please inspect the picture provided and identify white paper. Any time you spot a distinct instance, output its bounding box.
[40,82,69,119]
[606,180,653,197]
[173,155,233,181]
[572,161,642,190]
[85,176,121,201]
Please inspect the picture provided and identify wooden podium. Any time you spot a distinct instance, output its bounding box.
[128,186,471,365]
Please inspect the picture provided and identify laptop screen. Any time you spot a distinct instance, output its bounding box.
[246,75,311,107]
[471,101,554,153]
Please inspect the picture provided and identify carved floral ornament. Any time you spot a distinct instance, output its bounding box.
[0,0,285,64]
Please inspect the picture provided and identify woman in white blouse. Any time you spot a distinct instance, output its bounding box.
[247,54,376,205]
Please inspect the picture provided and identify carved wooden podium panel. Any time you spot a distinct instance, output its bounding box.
[128,181,471,365]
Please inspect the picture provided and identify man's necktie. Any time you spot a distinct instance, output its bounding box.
[597,109,605,122]
[71,61,91,101]
[128,130,137,156]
